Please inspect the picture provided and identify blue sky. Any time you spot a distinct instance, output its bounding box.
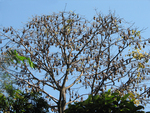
[1,0,150,111]
[1,0,150,34]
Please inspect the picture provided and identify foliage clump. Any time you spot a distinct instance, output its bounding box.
[0,84,49,113]
[65,89,147,113]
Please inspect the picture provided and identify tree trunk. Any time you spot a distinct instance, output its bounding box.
[58,88,66,113]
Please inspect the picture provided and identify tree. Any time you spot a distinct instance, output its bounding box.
[0,47,17,95]
[0,38,50,113]
[64,89,146,113]
[0,84,50,113]
[0,11,150,113]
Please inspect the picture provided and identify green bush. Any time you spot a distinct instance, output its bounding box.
[0,84,49,113]
[64,89,146,113]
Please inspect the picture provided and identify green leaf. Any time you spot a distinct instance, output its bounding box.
[121,94,130,101]
[7,49,37,69]
[136,105,144,110]
[93,95,99,101]
[84,95,92,104]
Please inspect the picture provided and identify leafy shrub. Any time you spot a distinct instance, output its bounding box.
[64,89,147,113]
[0,84,49,113]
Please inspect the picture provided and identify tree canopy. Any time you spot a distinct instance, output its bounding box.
[64,89,146,113]
[0,84,49,113]
[0,11,150,113]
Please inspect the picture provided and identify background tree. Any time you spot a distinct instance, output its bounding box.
[0,53,50,113]
[0,48,17,94]
[64,89,146,113]
[0,84,50,113]
[0,11,150,113]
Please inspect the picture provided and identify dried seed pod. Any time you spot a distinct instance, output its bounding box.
[119,19,121,23]
[128,29,130,36]
[93,16,96,20]
[143,45,145,48]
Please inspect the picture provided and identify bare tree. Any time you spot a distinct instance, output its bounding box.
[0,11,150,113]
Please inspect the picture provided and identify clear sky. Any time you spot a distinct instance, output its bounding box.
[1,0,150,111]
